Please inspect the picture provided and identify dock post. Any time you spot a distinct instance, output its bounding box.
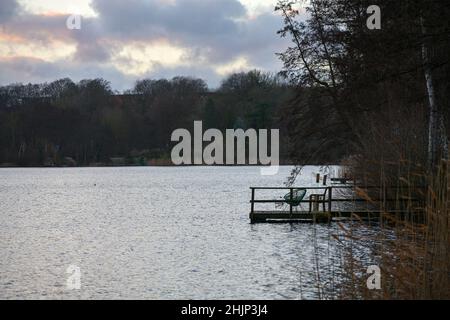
[249,188,255,223]
[328,187,332,213]
[323,175,328,185]
[251,188,255,214]
[289,188,293,217]
[316,173,320,183]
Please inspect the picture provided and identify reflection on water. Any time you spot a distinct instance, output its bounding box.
[0,166,348,299]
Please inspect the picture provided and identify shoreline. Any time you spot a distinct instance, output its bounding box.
[0,163,335,169]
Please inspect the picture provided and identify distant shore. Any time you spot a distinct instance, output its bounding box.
[0,162,308,168]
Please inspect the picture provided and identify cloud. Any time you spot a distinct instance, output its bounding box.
[91,0,245,38]
[0,56,133,90]
[0,0,289,90]
[0,0,19,23]
[0,56,60,82]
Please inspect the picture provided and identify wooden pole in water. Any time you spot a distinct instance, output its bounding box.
[316,173,320,183]
[323,175,328,185]
[328,187,332,213]
[289,188,293,217]
[251,188,255,214]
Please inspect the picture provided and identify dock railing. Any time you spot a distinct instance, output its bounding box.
[249,185,425,223]
[250,186,339,216]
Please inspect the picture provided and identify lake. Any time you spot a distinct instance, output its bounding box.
[0,166,345,299]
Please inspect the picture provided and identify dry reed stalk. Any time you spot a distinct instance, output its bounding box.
[307,158,449,299]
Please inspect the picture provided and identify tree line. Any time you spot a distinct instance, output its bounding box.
[276,0,450,185]
[0,71,311,166]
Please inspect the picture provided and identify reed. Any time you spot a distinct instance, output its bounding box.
[328,158,450,299]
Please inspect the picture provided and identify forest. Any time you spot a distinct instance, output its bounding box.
[0,71,302,166]
[274,0,450,187]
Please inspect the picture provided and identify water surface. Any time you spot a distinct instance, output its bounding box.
[0,166,343,299]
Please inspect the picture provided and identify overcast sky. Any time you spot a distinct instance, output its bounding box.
[0,0,302,91]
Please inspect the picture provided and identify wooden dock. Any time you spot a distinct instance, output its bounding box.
[249,186,422,223]
[250,210,384,223]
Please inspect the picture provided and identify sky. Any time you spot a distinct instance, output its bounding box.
[0,0,296,91]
